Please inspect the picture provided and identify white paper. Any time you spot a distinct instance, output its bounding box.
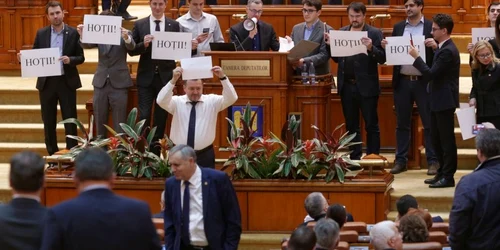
[278,37,294,52]
[328,30,368,57]
[20,48,62,78]
[385,35,426,65]
[456,106,476,140]
[152,32,192,60]
[471,28,495,44]
[180,56,213,80]
[81,15,122,45]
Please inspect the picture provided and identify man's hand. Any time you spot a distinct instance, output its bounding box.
[381,39,388,49]
[409,45,419,58]
[121,28,130,40]
[324,32,330,45]
[285,35,292,44]
[77,24,84,37]
[467,42,474,54]
[192,39,199,50]
[195,33,209,43]
[59,56,70,64]
[424,38,438,50]
[144,34,154,48]
[361,37,373,51]
[212,66,225,78]
[172,67,183,83]
[17,52,21,63]
[248,28,258,39]
[469,98,477,107]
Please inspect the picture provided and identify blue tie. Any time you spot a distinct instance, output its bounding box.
[187,101,197,148]
[182,181,191,245]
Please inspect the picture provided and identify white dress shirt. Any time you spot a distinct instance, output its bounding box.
[438,38,450,49]
[150,14,166,33]
[156,78,238,150]
[177,12,225,57]
[180,166,207,246]
[400,16,425,76]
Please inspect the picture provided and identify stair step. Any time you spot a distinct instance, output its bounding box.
[0,142,66,162]
[420,148,478,170]
[454,127,476,148]
[0,105,88,123]
[0,123,89,143]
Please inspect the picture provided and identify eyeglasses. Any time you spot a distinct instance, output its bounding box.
[477,53,492,59]
[302,8,317,14]
[248,9,263,15]
[490,9,500,13]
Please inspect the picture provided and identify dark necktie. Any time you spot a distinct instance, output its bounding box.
[187,101,197,148]
[154,20,161,32]
[181,181,191,245]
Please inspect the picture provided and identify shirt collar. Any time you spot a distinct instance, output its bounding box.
[186,11,206,21]
[438,38,450,49]
[81,184,110,192]
[12,194,41,202]
[51,23,65,34]
[183,165,202,187]
[150,14,166,24]
[475,155,500,171]
[405,16,424,25]
[183,94,205,104]
[305,19,320,30]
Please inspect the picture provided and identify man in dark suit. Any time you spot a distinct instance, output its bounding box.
[130,0,181,156]
[326,2,386,160]
[77,17,135,138]
[40,148,162,250]
[230,0,280,51]
[381,0,439,175]
[164,145,241,250]
[0,151,47,250]
[25,1,84,156]
[409,13,459,188]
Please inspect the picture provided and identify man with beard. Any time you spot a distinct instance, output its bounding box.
[381,0,439,175]
[325,2,386,160]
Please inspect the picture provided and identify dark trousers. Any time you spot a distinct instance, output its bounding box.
[431,109,457,179]
[394,77,436,165]
[340,83,380,160]
[478,116,500,131]
[138,74,167,156]
[93,79,128,138]
[196,145,215,169]
[39,76,77,155]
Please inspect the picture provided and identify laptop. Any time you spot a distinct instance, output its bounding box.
[209,42,237,51]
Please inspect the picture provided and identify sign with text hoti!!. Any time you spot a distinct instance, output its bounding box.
[82,14,122,45]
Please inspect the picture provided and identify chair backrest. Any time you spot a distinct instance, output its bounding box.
[428,231,447,245]
[339,230,359,243]
[403,242,443,250]
[335,241,350,250]
[306,221,317,230]
[342,222,368,234]
[429,222,449,234]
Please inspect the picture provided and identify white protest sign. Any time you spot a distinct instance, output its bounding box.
[152,32,192,60]
[385,35,426,65]
[81,14,122,45]
[328,30,368,57]
[180,56,213,80]
[456,106,476,140]
[20,48,62,78]
[472,28,495,44]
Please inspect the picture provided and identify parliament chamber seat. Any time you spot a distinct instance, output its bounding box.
[402,242,442,250]
[342,221,368,234]
[339,230,359,243]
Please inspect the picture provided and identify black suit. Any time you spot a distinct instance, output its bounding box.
[130,16,180,155]
[331,24,386,159]
[391,19,437,166]
[33,24,84,155]
[470,62,500,128]
[0,198,48,250]
[229,20,279,51]
[413,39,460,180]
[40,188,162,250]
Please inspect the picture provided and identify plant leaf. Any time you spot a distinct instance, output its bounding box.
[127,108,138,127]
[131,166,139,177]
[146,127,157,146]
[134,119,146,135]
[60,118,88,139]
[335,163,345,184]
[120,123,139,142]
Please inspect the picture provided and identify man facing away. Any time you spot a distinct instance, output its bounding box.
[164,144,241,250]
[370,221,403,250]
[40,147,162,250]
[157,66,238,169]
[0,151,47,250]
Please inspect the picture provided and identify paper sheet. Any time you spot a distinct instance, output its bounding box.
[20,48,62,78]
[278,37,294,52]
[456,105,476,140]
[180,56,213,80]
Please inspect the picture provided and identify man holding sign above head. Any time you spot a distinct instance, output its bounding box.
[229,0,280,52]
[77,12,136,139]
[466,2,500,54]
[18,1,84,156]
[130,0,181,156]
[409,14,459,188]
[325,2,385,160]
[156,65,238,169]
[380,0,439,175]
[177,0,225,57]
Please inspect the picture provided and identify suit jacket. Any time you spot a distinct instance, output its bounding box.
[80,33,135,89]
[130,16,180,87]
[470,62,500,117]
[0,198,47,250]
[33,24,85,91]
[40,188,161,250]
[229,20,279,52]
[413,39,460,112]
[291,21,332,75]
[391,18,434,88]
[164,168,242,250]
[333,24,386,97]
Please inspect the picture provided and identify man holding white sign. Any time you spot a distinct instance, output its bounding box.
[380,0,439,175]
[156,66,238,168]
[325,2,385,160]
[130,0,181,156]
[18,1,84,156]
[466,2,500,54]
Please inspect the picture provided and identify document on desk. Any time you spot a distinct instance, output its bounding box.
[287,40,319,61]
[180,56,213,80]
[278,37,294,52]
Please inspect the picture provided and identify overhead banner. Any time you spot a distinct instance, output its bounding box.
[385,35,426,65]
[20,48,62,78]
[81,14,122,45]
[471,28,495,44]
[151,32,192,60]
[328,30,368,57]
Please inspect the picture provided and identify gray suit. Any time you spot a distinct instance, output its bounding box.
[81,34,135,137]
[291,21,332,75]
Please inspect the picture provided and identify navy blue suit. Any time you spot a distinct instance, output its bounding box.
[40,188,162,250]
[164,167,241,250]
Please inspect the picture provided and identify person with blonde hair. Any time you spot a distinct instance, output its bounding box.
[469,40,500,129]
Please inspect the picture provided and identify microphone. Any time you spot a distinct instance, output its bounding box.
[232,31,246,51]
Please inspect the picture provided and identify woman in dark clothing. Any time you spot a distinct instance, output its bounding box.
[470,40,500,129]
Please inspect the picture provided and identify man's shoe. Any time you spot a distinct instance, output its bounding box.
[429,177,455,188]
[424,175,440,184]
[390,162,407,174]
[100,9,113,15]
[117,11,138,21]
[427,162,439,175]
